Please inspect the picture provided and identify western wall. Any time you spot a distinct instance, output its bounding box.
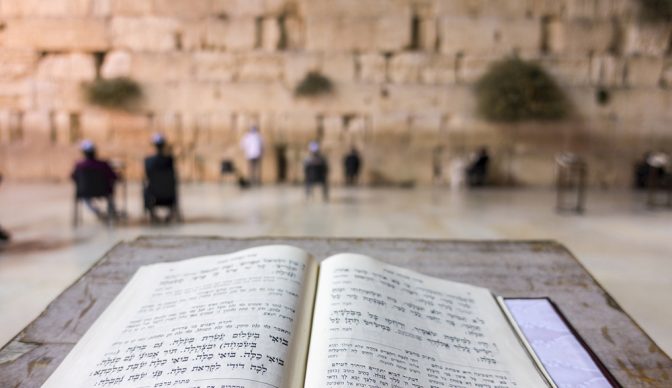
[0,0,670,186]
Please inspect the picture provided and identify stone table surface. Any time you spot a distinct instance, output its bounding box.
[0,236,670,387]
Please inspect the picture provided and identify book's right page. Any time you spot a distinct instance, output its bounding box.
[304,254,551,388]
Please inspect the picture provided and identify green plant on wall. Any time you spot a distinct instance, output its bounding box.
[84,77,142,110]
[294,71,333,97]
[640,0,672,21]
[475,58,570,122]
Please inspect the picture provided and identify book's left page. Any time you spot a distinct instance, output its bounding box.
[42,245,318,388]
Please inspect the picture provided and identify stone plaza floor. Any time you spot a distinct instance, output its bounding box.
[0,183,671,356]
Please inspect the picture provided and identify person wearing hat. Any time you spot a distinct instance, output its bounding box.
[144,133,178,223]
[304,141,329,201]
[71,140,119,221]
[240,126,264,186]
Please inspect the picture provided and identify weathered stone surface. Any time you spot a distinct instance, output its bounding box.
[564,20,615,55]
[2,19,109,51]
[152,0,213,19]
[358,53,387,83]
[439,18,540,56]
[420,54,456,84]
[193,52,238,82]
[590,54,626,87]
[101,50,131,79]
[541,56,592,86]
[321,53,356,82]
[128,53,192,82]
[0,49,38,81]
[389,52,428,84]
[623,23,672,57]
[237,53,284,82]
[37,53,96,82]
[110,17,181,52]
[625,56,663,88]
[22,110,52,144]
[262,17,281,51]
[305,0,411,51]
[210,0,288,17]
[109,0,153,16]
[0,0,92,17]
[224,18,258,51]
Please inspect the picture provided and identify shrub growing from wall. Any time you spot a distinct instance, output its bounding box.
[640,0,672,22]
[475,58,569,122]
[84,77,142,110]
[294,72,333,97]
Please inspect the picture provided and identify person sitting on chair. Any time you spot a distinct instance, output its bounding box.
[144,133,178,223]
[467,147,490,187]
[71,140,119,222]
[304,141,329,201]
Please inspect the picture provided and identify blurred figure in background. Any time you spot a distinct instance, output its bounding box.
[304,141,329,201]
[144,133,179,223]
[71,140,119,222]
[0,173,10,242]
[343,146,362,186]
[467,146,490,187]
[241,126,264,186]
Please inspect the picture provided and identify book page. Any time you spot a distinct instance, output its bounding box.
[304,254,550,388]
[43,245,318,388]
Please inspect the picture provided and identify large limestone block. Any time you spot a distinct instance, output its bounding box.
[420,54,456,85]
[37,53,97,82]
[80,111,111,144]
[623,23,672,57]
[564,20,615,54]
[111,17,181,52]
[292,83,379,112]
[2,19,109,51]
[305,0,411,51]
[262,17,282,51]
[0,49,38,81]
[238,53,284,82]
[540,56,591,86]
[22,110,53,144]
[0,80,30,109]
[435,0,531,19]
[109,0,153,16]
[225,18,258,51]
[0,0,91,17]
[284,53,321,85]
[389,53,428,84]
[358,53,387,83]
[33,81,87,111]
[128,53,192,81]
[152,0,213,19]
[439,17,540,56]
[590,54,626,87]
[321,53,356,82]
[379,84,471,113]
[101,50,132,78]
[193,52,238,82]
[210,0,288,17]
[625,57,663,88]
[457,55,497,84]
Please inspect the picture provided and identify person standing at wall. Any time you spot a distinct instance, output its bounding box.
[144,134,179,223]
[304,141,329,201]
[241,126,264,186]
[343,146,362,186]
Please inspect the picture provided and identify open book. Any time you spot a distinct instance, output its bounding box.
[42,245,610,388]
